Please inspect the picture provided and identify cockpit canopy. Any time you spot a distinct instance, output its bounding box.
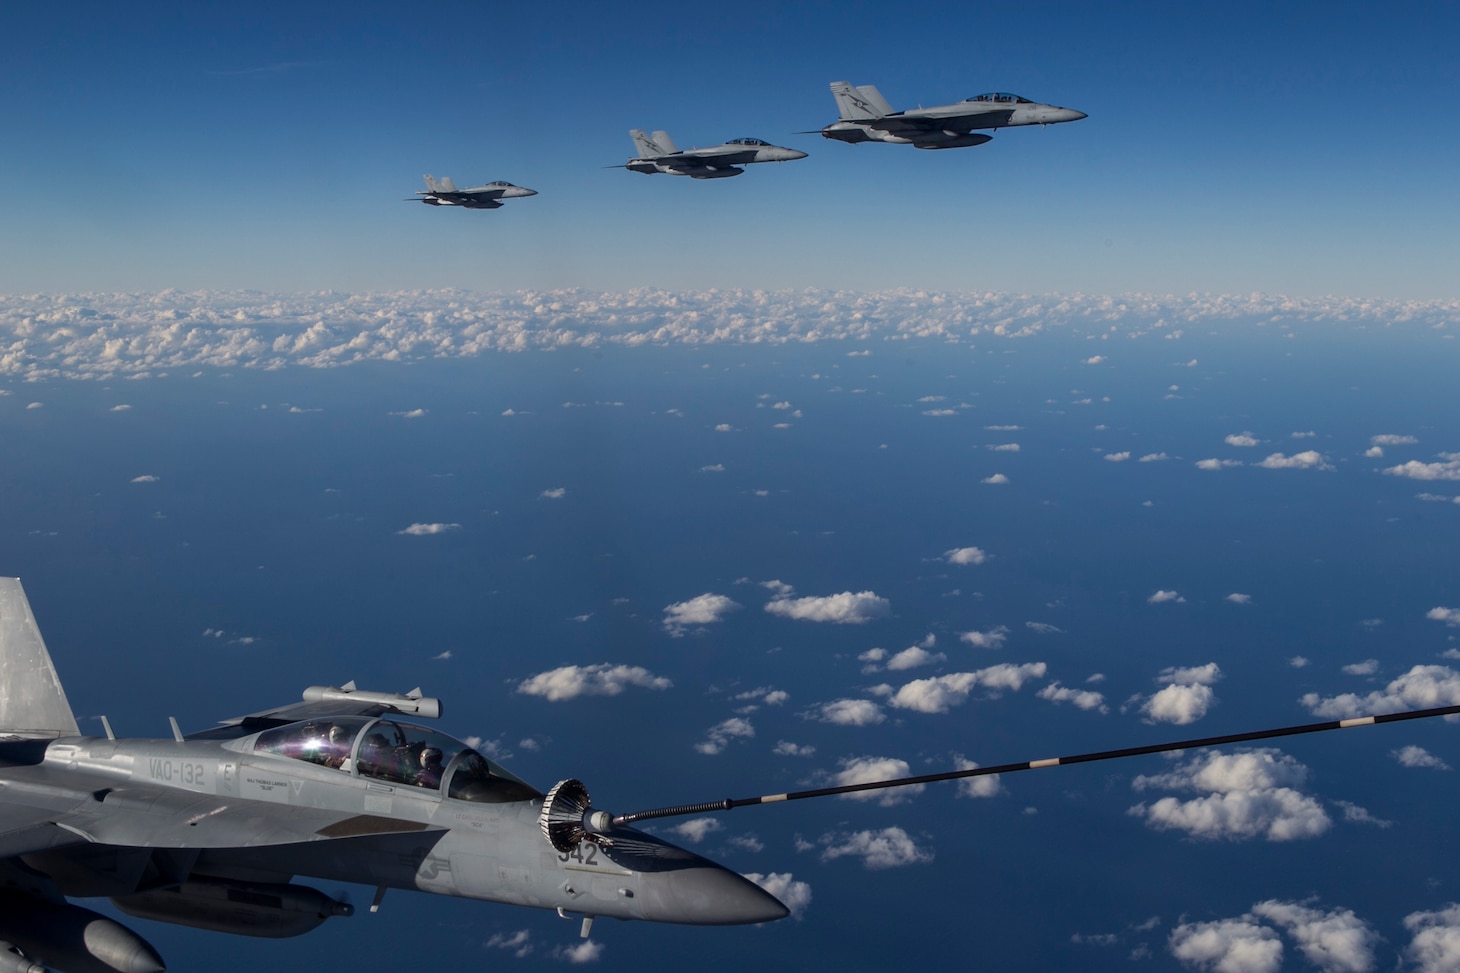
[966,92,1032,104]
[252,717,541,803]
[726,137,770,146]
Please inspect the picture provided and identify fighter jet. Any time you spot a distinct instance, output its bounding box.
[5,574,1459,973]
[410,175,537,208]
[618,130,807,179]
[818,81,1086,149]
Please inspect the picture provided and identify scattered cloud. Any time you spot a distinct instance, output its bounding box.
[1394,745,1450,770]
[1372,434,1419,446]
[1226,593,1252,604]
[552,940,604,964]
[1169,916,1283,973]
[539,487,567,499]
[959,626,1009,648]
[1104,451,1131,462]
[397,522,460,535]
[1428,607,1460,627]
[110,404,132,412]
[388,408,427,418]
[5,291,1450,383]
[1038,681,1109,714]
[885,646,945,671]
[1195,458,1243,470]
[1169,901,1379,973]
[516,663,672,701]
[987,442,1021,452]
[1143,683,1216,725]
[484,930,534,959]
[1226,432,1260,447]
[1158,663,1223,686]
[1300,664,1460,718]
[1025,621,1063,634]
[1383,454,1460,481]
[1138,452,1169,462]
[952,756,1002,798]
[1406,903,1460,973]
[1083,355,1106,364]
[944,546,988,565]
[1342,659,1379,676]
[827,756,922,806]
[743,873,812,920]
[982,473,1010,484]
[809,698,885,726]
[1130,748,1331,842]
[1255,450,1333,470]
[774,740,816,757]
[1290,656,1310,668]
[130,474,159,483]
[695,717,754,755]
[662,593,740,636]
[888,662,1047,714]
[1148,589,1186,604]
[670,818,723,844]
[819,827,933,869]
[765,589,890,625]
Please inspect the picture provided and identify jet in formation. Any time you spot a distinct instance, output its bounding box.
[410,175,538,208]
[10,573,1448,973]
[618,130,808,179]
[818,81,1087,149]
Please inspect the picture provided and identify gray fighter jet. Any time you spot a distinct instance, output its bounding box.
[5,574,1458,973]
[619,130,807,179]
[819,81,1086,149]
[411,175,537,208]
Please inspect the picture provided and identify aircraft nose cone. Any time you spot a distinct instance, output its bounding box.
[659,867,790,925]
[786,149,809,160]
[1061,109,1088,122]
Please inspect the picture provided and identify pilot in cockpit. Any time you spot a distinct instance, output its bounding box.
[415,747,444,789]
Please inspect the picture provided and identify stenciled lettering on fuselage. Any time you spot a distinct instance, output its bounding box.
[145,757,212,792]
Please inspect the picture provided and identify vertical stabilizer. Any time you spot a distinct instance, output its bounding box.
[0,578,79,738]
[830,81,889,120]
[631,130,679,159]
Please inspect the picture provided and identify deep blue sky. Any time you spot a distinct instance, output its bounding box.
[2,0,1457,296]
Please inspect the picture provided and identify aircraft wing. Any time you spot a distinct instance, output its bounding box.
[870,106,1013,135]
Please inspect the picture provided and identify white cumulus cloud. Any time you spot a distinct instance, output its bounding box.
[819,826,933,869]
[743,872,812,920]
[1038,681,1109,714]
[670,818,723,843]
[1226,432,1261,447]
[1383,454,1460,481]
[516,663,672,701]
[1406,903,1460,973]
[1143,683,1216,724]
[885,646,945,671]
[1394,745,1451,770]
[1428,607,1460,627]
[952,756,1002,798]
[809,698,885,726]
[1149,589,1186,604]
[889,663,1047,714]
[945,546,988,565]
[828,755,922,806]
[765,590,890,624]
[696,717,754,755]
[959,625,1009,648]
[130,474,160,483]
[662,592,740,636]
[1256,450,1333,470]
[397,522,460,535]
[1129,748,1330,842]
[1169,916,1283,973]
[1371,434,1418,446]
[1300,664,1460,718]
[982,473,1010,484]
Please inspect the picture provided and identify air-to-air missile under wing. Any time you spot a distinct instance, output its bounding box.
[819,81,1086,149]
[411,175,538,208]
[618,130,808,179]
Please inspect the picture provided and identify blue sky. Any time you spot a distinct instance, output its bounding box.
[2,0,1457,297]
